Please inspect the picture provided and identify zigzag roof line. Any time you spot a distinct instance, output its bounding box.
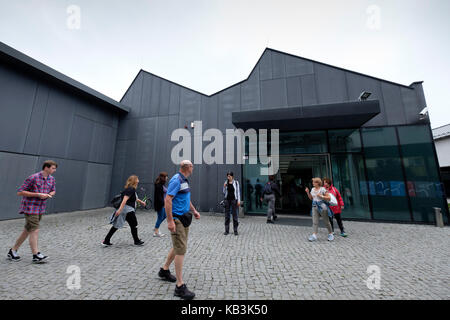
[121,47,418,102]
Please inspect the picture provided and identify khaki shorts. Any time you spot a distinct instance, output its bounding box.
[171,219,189,255]
[24,214,42,232]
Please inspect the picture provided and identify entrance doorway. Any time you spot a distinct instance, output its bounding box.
[243,154,331,216]
[277,154,331,215]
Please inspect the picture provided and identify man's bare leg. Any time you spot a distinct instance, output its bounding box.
[163,248,176,270]
[174,254,184,287]
[29,229,39,255]
[12,229,29,252]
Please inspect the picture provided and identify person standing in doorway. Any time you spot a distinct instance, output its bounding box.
[102,175,146,246]
[306,178,334,242]
[158,160,200,300]
[245,179,254,211]
[323,178,347,237]
[261,175,281,224]
[154,172,169,237]
[7,160,57,263]
[223,172,241,236]
[255,179,263,209]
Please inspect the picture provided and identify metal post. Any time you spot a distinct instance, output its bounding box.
[434,207,444,228]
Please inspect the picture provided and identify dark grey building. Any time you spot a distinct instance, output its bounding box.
[0,41,128,220]
[1,41,448,224]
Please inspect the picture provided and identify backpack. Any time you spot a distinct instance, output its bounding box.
[263,182,273,195]
[110,193,123,209]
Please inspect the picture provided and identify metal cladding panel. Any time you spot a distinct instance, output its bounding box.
[345,72,387,127]
[401,87,420,124]
[260,78,287,110]
[167,114,180,175]
[240,66,260,111]
[285,55,314,77]
[0,152,38,220]
[300,74,317,106]
[259,50,272,81]
[121,139,138,183]
[135,117,157,184]
[381,82,407,125]
[201,95,219,130]
[82,162,112,210]
[218,86,241,133]
[149,76,162,117]
[23,83,49,154]
[314,63,348,104]
[67,115,95,161]
[39,89,75,159]
[110,140,127,197]
[198,163,218,212]
[117,118,139,141]
[179,88,201,128]
[153,116,171,181]
[159,80,171,116]
[39,157,87,213]
[271,51,286,79]
[0,65,36,153]
[89,123,116,164]
[286,76,302,107]
[169,84,181,115]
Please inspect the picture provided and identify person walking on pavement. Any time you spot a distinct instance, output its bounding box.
[323,178,347,237]
[7,160,57,263]
[154,172,169,237]
[222,171,241,236]
[306,178,334,242]
[102,175,146,247]
[158,160,200,300]
[261,175,281,224]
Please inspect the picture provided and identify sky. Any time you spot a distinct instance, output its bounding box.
[0,0,449,128]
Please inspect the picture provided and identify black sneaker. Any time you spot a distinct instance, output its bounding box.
[273,215,278,221]
[174,284,195,300]
[267,219,274,224]
[224,231,229,235]
[102,240,113,247]
[134,240,145,246]
[158,268,176,282]
[7,249,21,261]
[234,231,238,236]
[32,252,48,263]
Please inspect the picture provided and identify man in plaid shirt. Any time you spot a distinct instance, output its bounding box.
[7,160,57,263]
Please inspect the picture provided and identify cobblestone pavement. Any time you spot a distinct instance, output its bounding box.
[0,208,449,300]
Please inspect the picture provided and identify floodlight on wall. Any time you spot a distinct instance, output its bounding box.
[358,91,372,101]
[419,107,429,120]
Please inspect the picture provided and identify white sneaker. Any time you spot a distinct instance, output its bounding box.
[327,233,335,241]
[308,234,318,242]
[153,232,165,237]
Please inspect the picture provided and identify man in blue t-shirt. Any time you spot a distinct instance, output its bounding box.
[158,160,200,300]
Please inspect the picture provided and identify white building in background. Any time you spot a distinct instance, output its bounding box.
[433,124,450,201]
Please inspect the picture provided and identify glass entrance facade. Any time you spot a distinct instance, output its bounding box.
[242,125,449,224]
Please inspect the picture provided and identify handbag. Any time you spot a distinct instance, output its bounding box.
[177,211,193,228]
[328,192,338,206]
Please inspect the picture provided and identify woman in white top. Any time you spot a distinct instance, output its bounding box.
[305,177,334,242]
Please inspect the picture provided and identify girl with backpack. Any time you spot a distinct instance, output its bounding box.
[102,175,146,246]
[323,178,347,237]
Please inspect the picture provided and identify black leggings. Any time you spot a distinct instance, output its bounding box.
[104,211,140,243]
[329,213,345,233]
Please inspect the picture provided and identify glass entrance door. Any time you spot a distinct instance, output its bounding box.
[243,154,331,215]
